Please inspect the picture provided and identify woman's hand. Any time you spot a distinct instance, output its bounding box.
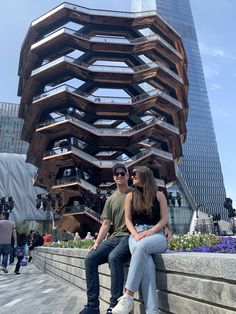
[133,233,143,241]
[134,230,152,241]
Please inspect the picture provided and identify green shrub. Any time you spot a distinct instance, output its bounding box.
[43,239,95,249]
[43,234,221,252]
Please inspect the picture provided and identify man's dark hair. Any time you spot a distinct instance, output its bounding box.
[3,212,9,219]
[112,163,128,174]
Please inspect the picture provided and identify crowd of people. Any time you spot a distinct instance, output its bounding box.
[0,219,50,274]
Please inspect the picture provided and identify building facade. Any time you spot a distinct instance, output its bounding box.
[0,102,47,225]
[154,0,226,219]
[0,102,29,154]
[17,3,189,233]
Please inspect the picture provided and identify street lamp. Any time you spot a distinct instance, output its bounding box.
[212,213,221,235]
[0,196,15,214]
[223,197,236,234]
[36,192,63,211]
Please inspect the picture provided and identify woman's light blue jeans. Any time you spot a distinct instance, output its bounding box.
[125,225,167,314]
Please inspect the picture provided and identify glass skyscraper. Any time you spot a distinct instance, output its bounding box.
[0,102,29,154]
[154,0,226,218]
[130,0,226,220]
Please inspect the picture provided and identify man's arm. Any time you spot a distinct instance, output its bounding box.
[88,219,111,253]
[12,228,17,247]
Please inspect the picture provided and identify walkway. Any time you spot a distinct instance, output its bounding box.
[0,262,107,314]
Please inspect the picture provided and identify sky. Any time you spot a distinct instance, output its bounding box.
[0,0,235,206]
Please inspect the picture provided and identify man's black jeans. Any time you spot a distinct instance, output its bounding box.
[84,235,130,308]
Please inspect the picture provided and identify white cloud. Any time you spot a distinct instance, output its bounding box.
[203,65,219,78]
[210,83,221,91]
[212,49,225,57]
[199,42,228,58]
[212,106,230,118]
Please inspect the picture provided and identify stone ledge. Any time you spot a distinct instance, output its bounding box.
[34,248,236,313]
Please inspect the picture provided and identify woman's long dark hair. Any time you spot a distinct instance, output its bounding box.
[132,166,157,216]
[18,233,27,247]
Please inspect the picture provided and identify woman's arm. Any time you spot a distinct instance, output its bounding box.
[165,222,172,240]
[125,193,143,241]
[144,191,168,236]
[125,193,136,236]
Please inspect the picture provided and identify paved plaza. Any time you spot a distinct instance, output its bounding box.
[0,262,106,314]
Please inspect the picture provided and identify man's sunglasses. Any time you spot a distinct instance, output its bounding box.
[114,171,126,177]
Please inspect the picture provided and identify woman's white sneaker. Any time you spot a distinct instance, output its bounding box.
[112,295,134,314]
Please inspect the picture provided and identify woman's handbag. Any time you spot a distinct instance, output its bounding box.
[20,257,28,267]
[15,246,25,257]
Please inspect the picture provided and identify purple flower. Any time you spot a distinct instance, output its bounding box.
[167,236,236,254]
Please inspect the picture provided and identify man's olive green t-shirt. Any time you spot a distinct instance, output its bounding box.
[100,189,132,238]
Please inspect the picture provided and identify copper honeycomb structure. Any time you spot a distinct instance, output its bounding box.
[18,3,188,233]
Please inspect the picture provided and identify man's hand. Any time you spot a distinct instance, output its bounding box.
[87,242,99,255]
[165,226,172,240]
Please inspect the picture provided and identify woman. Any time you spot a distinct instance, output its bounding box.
[14,233,28,275]
[112,166,168,314]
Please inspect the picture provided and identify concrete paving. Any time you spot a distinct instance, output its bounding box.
[0,262,107,314]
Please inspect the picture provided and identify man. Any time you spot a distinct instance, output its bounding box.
[80,163,171,314]
[28,231,44,262]
[43,232,52,243]
[79,163,131,314]
[0,212,17,273]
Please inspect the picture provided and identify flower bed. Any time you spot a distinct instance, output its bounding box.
[167,234,236,253]
[43,239,94,249]
[43,235,236,253]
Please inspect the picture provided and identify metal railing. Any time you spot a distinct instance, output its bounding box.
[32,46,181,81]
[33,83,182,110]
[31,25,181,59]
[37,114,178,135]
[44,144,173,165]
[53,175,97,194]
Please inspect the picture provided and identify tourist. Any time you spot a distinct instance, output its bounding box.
[14,233,28,275]
[27,230,35,246]
[112,166,168,314]
[28,231,44,263]
[79,163,131,314]
[43,232,53,243]
[0,212,17,273]
[74,232,81,242]
[85,232,94,240]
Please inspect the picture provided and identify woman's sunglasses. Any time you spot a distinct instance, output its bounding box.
[114,171,126,177]
[131,170,138,178]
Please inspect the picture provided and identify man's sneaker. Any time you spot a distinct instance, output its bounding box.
[2,267,8,273]
[79,305,99,314]
[106,308,113,314]
[112,295,134,314]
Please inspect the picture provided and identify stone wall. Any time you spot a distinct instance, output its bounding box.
[34,247,236,313]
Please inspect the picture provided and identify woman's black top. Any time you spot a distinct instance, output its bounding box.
[132,193,161,225]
